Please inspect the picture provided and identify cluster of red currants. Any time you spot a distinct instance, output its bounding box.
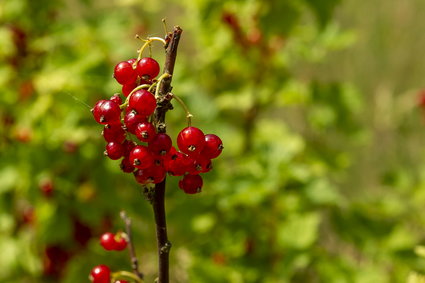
[88,232,129,283]
[91,56,223,194]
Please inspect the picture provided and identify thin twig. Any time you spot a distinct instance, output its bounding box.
[150,26,183,283]
[120,211,144,280]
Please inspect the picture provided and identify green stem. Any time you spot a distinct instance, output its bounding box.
[112,271,144,283]
[154,73,172,99]
[134,37,167,67]
[171,93,193,127]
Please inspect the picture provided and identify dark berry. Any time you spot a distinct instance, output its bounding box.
[90,265,111,283]
[177,127,206,156]
[120,157,135,173]
[179,174,203,194]
[128,89,156,117]
[135,122,156,143]
[122,82,137,97]
[105,142,124,160]
[110,94,122,105]
[100,232,116,251]
[148,133,172,155]
[129,145,154,169]
[136,57,160,80]
[92,100,121,125]
[122,140,137,156]
[39,178,54,197]
[102,124,126,143]
[114,61,137,85]
[201,134,223,159]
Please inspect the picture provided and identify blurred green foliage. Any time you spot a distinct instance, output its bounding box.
[1,0,425,282]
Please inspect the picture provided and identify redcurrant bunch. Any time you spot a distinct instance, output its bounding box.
[91,52,223,195]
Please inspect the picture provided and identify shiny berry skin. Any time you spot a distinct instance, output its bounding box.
[114,61,137,85]
[100,232,116,251]
[90,264,111,283]
[137,57,160,80]
[128,89,157,117]
[127,58,137,65]
[114,235,128,251]
[201,134,223,159]
[115,281,129,283]
[105,142,124,160]
[135,122,156,143]
[92,100,121,125]
[120,157,135,173]
[148,133,172,155]
[179,174,203,194]
[122,82,137,97]
[177,127,206,156]
[129,145,154,169]
[124,111,147,134]
[102,124,126,143]
[110,94,122,105]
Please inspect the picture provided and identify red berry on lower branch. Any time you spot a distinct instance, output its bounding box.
[102,124,126,143]
[100,232,116,251]
[90,265,111,283]
[124,110,146,134]
[179,174,203,194]
[120,157,135,173]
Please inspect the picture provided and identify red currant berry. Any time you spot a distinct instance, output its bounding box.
[165,151,193,176]
[100,232,116,251]
[104,142,124,160]
[102,124,126,143]
[179,174,203,194]
[148,133,172,155]
[201,134,223,159]
[128,89,156,117]
[92,100,121,125]
[122,140,137,156]
[129,145,154,169]
[120,157,135,173]
[110,94,122,105]
[114,234,128,251]
[177,127,206,156]
[136,57,160,80]
[187,155,212,175]
[135,122,156,143]
[114,61,137,85]
[39,178,54,197]
[115,280,129,283]
[122,82,137,97]
[134,164,166,184]
[124,110,147,134]
[90,264,111,283]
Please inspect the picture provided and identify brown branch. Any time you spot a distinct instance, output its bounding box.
[120,211,144,280]
[151,26,183,283]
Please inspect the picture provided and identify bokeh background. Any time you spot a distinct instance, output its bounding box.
[2,0,425,282]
